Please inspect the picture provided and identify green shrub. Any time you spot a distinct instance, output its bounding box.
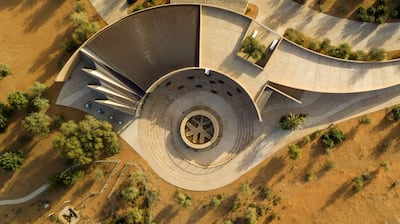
[29,81,47,98]
[230,196,241,212]
[0,151,24,171]
[120,186,140,202]
[245,207,258,224]
[320,38,332,53]
[321,128,346,148]
[288,144,302,160]
[260,185,271,199]
[353,176,364,192]
[349,50,367,61]
[176,191,192,208]
[125,207,143,224]
[305,172,314,181]
[359,116,371,125]
[0,64,11,78]
[0,114,8,133]
[284,28,305,46]
[74,1,86,12]
[7,91,29,110]
[240,36,266,61]
[279,113,307,130]
[387,105,400,121]
[21,112,51,138]
[50,168,85,188]
[240,183,251,197]
[308,40,321,51]
[328,43,351,59]
[209,194,224,207]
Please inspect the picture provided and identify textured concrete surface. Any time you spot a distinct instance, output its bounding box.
[249,0,400,51]
[171,0,248,13]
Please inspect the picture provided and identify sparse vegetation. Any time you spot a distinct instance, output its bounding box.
[359,116,371,125]
[120,186,140,202]
[209,194,224,207]
[240,183,251,197]
[284,28,387,61]
[357,0,389,23]
[50,168,85,188]
[245,206,258,224]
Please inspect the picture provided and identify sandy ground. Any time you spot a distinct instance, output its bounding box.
[0,1,400,223]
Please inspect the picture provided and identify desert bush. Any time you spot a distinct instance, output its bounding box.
[29,81,47,98]
[359,116,371,125]
[387,105,400,121]
[321,128,346,148]
[260,185,271,199]
[240,183,251,197]
[349,50,367,61]
[0,114,8,133]
[0,64,11,78]
[353,176,364,191]
[125,207,143,224]
[305,172,314,181]
[284,28,305,46]
[0,151,24,171]
[380,161,390,171]
[32,97,49,112]
[288,144,301,160]
[21,112,51,138]
[245,207,258,224]
[279,113,307,130]
[308,40,321,51]
[120,186,140,202]
[369,48,386,61]
[230,196,241,212]
[50,168,85,188]
[325,160,334,170]
[176,191,192,208]
[7,91,29,110]
[320,38,332,53]
[74,1,85,12]
[328,43,352,59]
[209,194,224,207]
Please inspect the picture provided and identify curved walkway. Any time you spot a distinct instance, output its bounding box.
[91,0,400,51]
[249,0,400,51]
[0,184,48,206]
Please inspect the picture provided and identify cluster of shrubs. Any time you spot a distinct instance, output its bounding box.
[321,127,346,152]
[284,28,387,61]
[358,0,389,24]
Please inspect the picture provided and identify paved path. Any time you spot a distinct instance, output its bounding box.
[0,184,48,206]
[249,0,400,51]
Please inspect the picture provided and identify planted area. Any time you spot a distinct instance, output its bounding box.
[284,28,387,61]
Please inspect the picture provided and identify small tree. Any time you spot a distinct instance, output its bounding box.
[321,128,346,148]
[7,91,29,110]
[29,81,47,98]
[32,97,49,112]
[0,151,24,171]
[288,144,302,160]
[125,207,143,224]
[246,206,258,224]
[240,36,266,61]
[279,113,307,130]
[0,64,11,78]
[176,191,192,208]
[22,112,51,138]
[50,168,85,188]
[120,186,140,202]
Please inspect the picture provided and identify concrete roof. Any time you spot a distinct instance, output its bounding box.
[267,40,400,93]
[171,0,248,14]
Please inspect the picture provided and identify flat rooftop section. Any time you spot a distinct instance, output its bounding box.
[200,6,271,99]
[267,40,400,93]
[171,0,248,13]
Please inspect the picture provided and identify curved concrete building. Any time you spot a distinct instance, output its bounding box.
[56,4,400,190]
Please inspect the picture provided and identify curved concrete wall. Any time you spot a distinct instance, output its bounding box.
[86,5,200,90]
